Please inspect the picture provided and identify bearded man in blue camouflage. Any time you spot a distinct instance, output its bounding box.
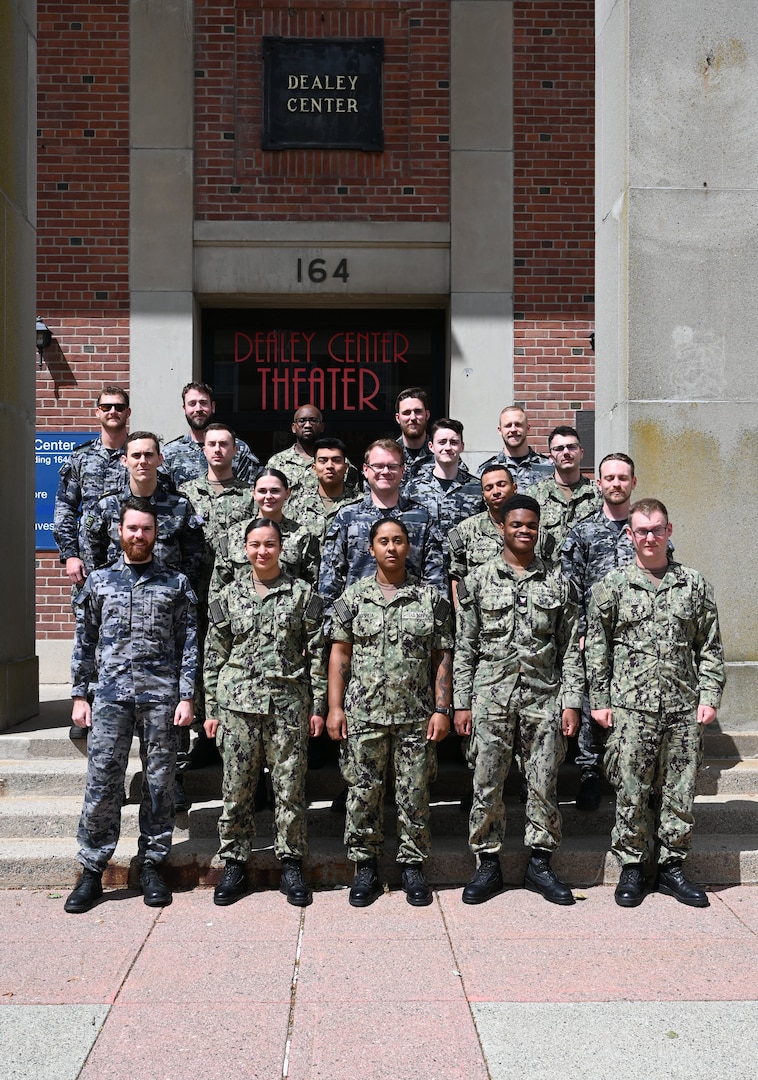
[64,499,198,915]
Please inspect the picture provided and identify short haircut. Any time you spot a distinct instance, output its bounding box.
[499,404,527,422]
[244,517,283,543]
[97,385,129,408]
[548,425,581,447]
[430,418,464,439]
[125,430,161,454]
[204,421,236,442]
[480,463,514,484]
[395,387,429,411]
[363,438,405,465]
[369,517,410,546]
[181,381,215,404]
[629,497,668,523]
[598,452,635,478]
[119,496,157,526]
[500,494,541,524]
[313,436,347,458]
[254,466,291,489]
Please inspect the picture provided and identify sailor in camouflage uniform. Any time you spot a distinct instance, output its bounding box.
[81,431,205,593]
[477,405,552,489]
[527,425,602,562]
[327,519,453,907]
[561,452,638,811]
[319,439,445,631]
[267,405,360,499]
[161,381,259,487]
[204,518,327,908]
[285,437,361,550]
[53,385,131,588]
[586,498,725,909]
[64,499,198,914]
[404,419,483,571]
[454,495,583,906]
[448,464,517,604]
[210,468,320,598]
[395,387,434,493]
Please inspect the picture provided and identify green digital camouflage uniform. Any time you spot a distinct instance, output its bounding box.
[585,560,725,867]
[448,511,504,585]
[477,447,552,490]
[526,475,602,565]
[284,487,361,552]
[178,475,257,601]
[331,575,453,864]
[204,572,327,863]
[211,514,321,599]
[454,555,584,854]
[267,444,361,498]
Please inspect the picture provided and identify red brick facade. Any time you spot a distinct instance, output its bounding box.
[35,1,594,645]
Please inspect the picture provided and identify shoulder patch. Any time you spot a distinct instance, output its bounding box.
[217,535,229,559]
[332,596,352,627]
[208,598,227,626]
[305,592,323,620]
[456,578,470,604]
[448,526,462,553]
[433,594,452,623]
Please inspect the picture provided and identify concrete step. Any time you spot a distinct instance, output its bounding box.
[4,755,758,798]
[2,792,757,841]
[1,832,756,891]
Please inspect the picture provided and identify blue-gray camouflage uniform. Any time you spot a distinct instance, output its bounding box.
[454,555,584,855]
[331,576,453,864]
[319,494,446,631]
[204,572,327,863]
[404,464,483,563]
[585,560,725,868]
[527,475,602,565]
[267,443,361,498]
[53,437,128,571]
[477,447,553,490]
[71,555,198,873]
[211,514,321,599]
[161,432,260,487]
[397,438,434,494]
[80,477,206,592]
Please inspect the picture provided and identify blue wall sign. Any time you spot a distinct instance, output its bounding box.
[35,432,97,551]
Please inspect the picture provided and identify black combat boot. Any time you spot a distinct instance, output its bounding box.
[657,861,709,908]
[280,858,313,907]
[400,863,433,906]
[140,863,172,907]
[462,854,504,905]
[349,859,382,907]
[614,864,646,907]
[214,860,248,906]
[64,868,103,914]
[524,848,575,905]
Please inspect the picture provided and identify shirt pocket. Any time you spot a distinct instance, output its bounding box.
[353,611,383,644]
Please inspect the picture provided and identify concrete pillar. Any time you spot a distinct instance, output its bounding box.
[450,1,514,469]
[0,0,39,727]
[595,0,758,727]
[130,0,195,439]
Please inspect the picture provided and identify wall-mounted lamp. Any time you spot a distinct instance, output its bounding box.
[36,317,52,368]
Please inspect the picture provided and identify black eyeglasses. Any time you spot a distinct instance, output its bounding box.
[293,417,322,426]
[99,403,128,413]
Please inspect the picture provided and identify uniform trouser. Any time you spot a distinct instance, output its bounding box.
[604,706,703,867]
[216,706,309,862]
[575,692,607,777]
[340,718,437,864]
[469,687,567,855]
[76,700,178,873]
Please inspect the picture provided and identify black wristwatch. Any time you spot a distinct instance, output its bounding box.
[434,705,453,717]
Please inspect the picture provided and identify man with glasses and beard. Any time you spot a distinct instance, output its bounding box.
[64,498,198,914]
[527,425,601,563]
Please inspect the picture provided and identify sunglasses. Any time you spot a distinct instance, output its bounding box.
[99,403,128,413]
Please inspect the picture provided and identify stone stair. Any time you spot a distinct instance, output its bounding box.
[1,691,757,891]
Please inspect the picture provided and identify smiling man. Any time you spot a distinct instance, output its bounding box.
[453,494,583,906]
[586,498,725,909]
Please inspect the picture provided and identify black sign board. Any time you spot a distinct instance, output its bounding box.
[262,37,384,151]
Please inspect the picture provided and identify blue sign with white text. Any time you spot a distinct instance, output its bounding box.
[35,432,98,551]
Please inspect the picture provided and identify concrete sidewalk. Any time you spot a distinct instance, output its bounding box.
[1,882,757,1080]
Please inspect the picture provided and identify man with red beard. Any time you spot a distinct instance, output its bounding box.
[64,499,198,914]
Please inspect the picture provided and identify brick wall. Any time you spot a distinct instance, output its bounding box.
[512,1,595,446]
[195,0,450,221]
[36,6,131,640]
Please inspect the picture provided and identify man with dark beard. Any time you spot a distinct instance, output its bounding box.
[161,381,260,486]
[64,498,198,914]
